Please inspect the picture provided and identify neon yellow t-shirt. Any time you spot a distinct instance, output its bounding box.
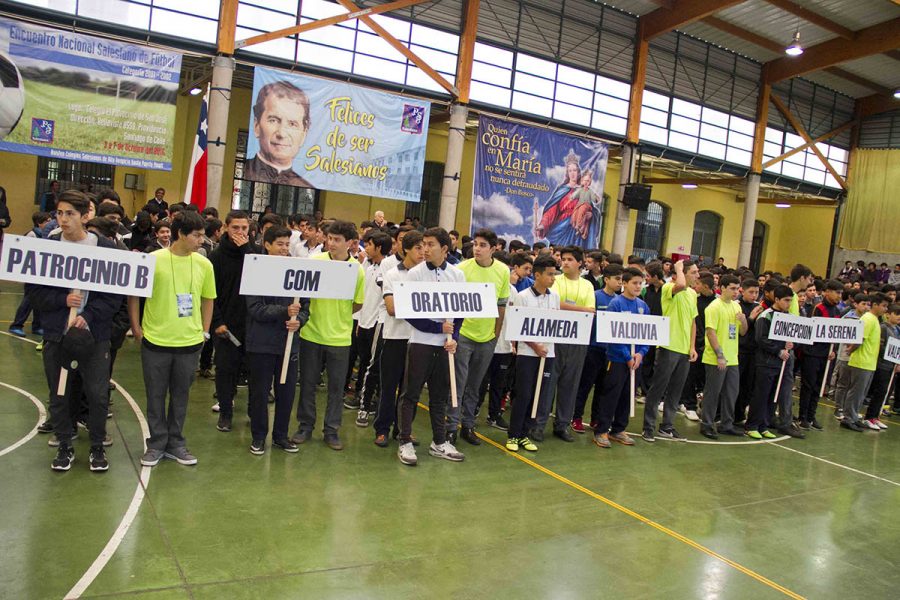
[300,253,365,347]
[142,249,217,348]
[702,298,741,366]
[789,291,800,316]
[661,282,698,355]
[848,312,881,371]
[551,274,596,309]
[458,258,510,343]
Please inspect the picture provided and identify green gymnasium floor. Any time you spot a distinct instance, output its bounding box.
[1,283,899,600]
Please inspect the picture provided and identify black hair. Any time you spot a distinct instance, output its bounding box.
[204,219,222,237]
[532,242,547,251]
[719,274,740,288]
[622,267,644,283]
[263,225,292,245]
[31,211,50,227]
[225,210,250,225]
[533,255,557,274]
[327,220,358,241]
[508,239,528,252]
[602,263,624,279]
[773,284,793,300]
[401,230,423,251]
[171,211,205,239]
[824,279,844,292]
[790,264,813,281]
[56,190,91,215]
[202,207,220,219]
[423,227,452,252]
[511,253,534,268]
[493,250,511,265]
[86,217,118,239]
[97,202,125,219]
[854,293,869,304]
[870,292,888,306]
[559,245,583,263]
[259,213,283,228]
[698,272,715,289]
[98,189,120,204]
[364,230,393,255]
[645,261,664,280]
[473,228,498,248]
[496,237,507,250]
[741,278,759,289]
[888,303,900,315]
[606,253,624,265]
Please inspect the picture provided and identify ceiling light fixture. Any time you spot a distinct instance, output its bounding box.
[189,87,203,96]
[681,183,698,189]
[775,203,791,208]
[785,30,803,56]
[894,89,900,99]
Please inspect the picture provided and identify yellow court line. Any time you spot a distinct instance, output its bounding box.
[418,403,805,600]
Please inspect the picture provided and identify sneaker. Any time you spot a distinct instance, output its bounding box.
[290,430,311,444]
[519,437,538,452]
[141,448,164,466]
[553,427,575,442]
[8,326,25,337]
[833,407,844,420]
[657,427,685,440]
[530,428,544,443]
[592,433,611,448]
[720,428,744,437]
[635,394,646,404]
[505,437,519,452]
[680,405,700,421]
[250,440,265,455]
[429,441,464,462]
[700,427,718,440]
[164,447,198,465]
[641,429,656,443]
[211,402,220,413]
[37,420,53,434]
[324,434,344,451]
[810,419,824,431]
[761,430,778,439]
[657,402,664,413]
[778,426,806,439]
[216,415,232,432]
[487,415,509,431]
[610,432,634,446]
[460,426,481,446]
[745,430,763,440]
[48,433,77,447]
[571,418,585,434]
[374,434,389,448]
[35,342,43,352]
[864,419,881,431]
[343,398,360,410]
[236,376,248,388]
[874,419,888,430]
[102,433,113,447]
[273,438,299,453]
[589,421,598,432]
[398,442,417,465]
[798,420,811,430]
[51,445,75,471]
[33,327,44,336]
[356,410,369,427]
[197,368,213,379]
[446,430,458,445]
[840,420,864,432]
[89,446,109,472]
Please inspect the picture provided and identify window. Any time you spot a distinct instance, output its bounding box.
[36,157,114,203]
[404,161,443,226]
[632,201,669,261]
[691,210,721,259]
[750,220,767,274]
[231,130,317,219]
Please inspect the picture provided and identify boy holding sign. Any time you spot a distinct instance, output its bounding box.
[592,268,649,449]
[26,191,124,472]
[699,275,747,439]
[845,293,889,430]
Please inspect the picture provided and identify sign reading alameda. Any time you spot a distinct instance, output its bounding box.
[238,254,359,299]
[767,312,815,345]
[392,282,498,320]
[503,306,594,345]
[595,312,670,346]
[0,235,155,296]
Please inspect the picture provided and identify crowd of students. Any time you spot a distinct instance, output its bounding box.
[10,187,900,472]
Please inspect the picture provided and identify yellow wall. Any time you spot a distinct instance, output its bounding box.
[0,86,835,276]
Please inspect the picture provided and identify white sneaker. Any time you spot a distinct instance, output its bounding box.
[680,404,700,421]
[875,419,888,430]
[211,402,220,413]
[864,419,881,430]
[429,441,465,462]
[635,395,646,405]
[398,442,417,466]
[657,402,664,413]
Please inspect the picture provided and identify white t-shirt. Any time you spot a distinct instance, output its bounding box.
[382,262,413,340]
[291,237,322,258]
[494,295,513,354]
[358,258,384,329]
[405,260,465,347]
[511,286,560,358]
[377,253,401,324]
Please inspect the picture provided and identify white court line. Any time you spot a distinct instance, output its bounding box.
[771,442,900,487]
[0,382,47,458]
[626,431,790,445]
[64,379,151,600]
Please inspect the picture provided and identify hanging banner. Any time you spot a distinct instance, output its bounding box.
[0,17,181,170]
[392,282,498,319]
[239,254,360,299]
[471,115,608,249]
[767,312,815,345]
[245,66,430,202]
[504,306,594,345]
[596,312,670,346]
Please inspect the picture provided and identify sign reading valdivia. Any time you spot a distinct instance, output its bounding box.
[0,235,155,296]
[392,282,498,319]
[503,306,594,345]
[884,337,900,365]
[238,254,360,299]
[595,312,670,346]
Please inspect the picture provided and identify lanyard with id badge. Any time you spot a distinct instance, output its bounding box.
[172,253,194,318]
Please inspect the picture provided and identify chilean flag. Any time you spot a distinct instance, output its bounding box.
[184,90,208,210]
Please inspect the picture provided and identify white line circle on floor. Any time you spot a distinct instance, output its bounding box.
[0,381,47,458]
[771,442,900,487]
[626,432,790,445]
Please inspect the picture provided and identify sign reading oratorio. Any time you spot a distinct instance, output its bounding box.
[244,66,430,202]
[392,282,498,320]
[0,17,181,170]
[595,312,671,346]
[0,235,155,297]
[767,312,815,345]
[238,255,360,299]
[503,306,594,345]
[471,115,609,250]
[811,316,863,344]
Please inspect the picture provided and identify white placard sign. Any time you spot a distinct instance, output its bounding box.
[595,311,670,346]
[503,306,594,345]
[884,337,900,365]
[767,312,815,345]
[0,234,155,297]
[811,316,863,344]
[392,282,498,319]
[239,254,360,299]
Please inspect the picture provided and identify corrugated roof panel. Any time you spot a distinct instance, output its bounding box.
[858,111,900,149]
[595,0,660,17]
[358,0,464,33]
[476,0,521,48]
[793,0,900,31]
[716,0,838,48]
[517,2,564,59]
[597,30,634,81]
[840,56,900,89]
[802,71,873,99]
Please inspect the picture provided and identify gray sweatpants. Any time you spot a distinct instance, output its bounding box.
[447,335,497,430]
[540,343,588,431]
[701,364,739,431]
[296,339,350,435]
[142,345,200,452]
[843,366,874,423]
[643,347,690,432]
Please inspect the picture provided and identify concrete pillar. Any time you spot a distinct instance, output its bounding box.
[438,103,468,231]
[611,142,636,256]
[738,172,760,268]
[206,55,235,213]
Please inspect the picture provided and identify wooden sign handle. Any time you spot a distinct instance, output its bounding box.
[279,297,300,385]
[819,343,834,398]
[531,355,546,419]
[447,331,458,408]
[630,344,636,418]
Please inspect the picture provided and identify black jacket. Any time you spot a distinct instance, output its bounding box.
[695,292,716,351]
[754,309,791,369]
[805,300,840,358]
[738,299,759,355]
[245,295,310,355]
[209,234,257,340]
[25,234,124,343]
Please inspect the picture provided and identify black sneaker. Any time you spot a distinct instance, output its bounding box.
[530,428,545,442]
[720,428,744,436]
[237,376,248,388]
[290,429,311,444]
[343,397,360,410]
[778,426,806,439]
[51,445,74,471]
[798,420,811,430]
[446,430,458,445]
[810,419,824,431]
[89,446,109,472]
[250,440,265,455]
[324,434,344,451]
[460,427,481,446]
[657,427,685,440]
[553,427,575,442]
[840,420,863,432]
[641,429,656,443]
[37,420,53,434]
[700,427,719,440]
[486,415,509,431]
[216,415,232,432]
[273,438,299,453]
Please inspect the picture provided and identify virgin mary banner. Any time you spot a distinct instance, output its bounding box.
[245,66,430,202]
[471,116,608,249]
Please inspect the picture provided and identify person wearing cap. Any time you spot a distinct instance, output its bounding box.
[26,190,123,472]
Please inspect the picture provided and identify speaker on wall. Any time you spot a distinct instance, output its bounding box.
[622,183,652,211]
